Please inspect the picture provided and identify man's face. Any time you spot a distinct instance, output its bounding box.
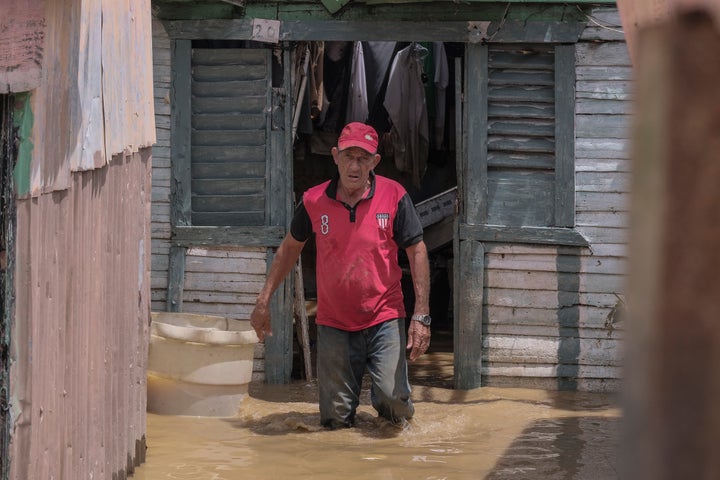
[332,146,380,191]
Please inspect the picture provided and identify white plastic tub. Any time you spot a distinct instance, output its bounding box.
[147,312,259,417]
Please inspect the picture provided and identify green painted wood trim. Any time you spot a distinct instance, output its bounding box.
[464,43,488,224]
[11,93,32,198]
[362,0,609,3]
[264,48,275,224]
[154,3,240,20]
[459,224,590,247]
[155,2,603,21]
[320,0,350,14]
[265,249,294,384]
[172,226,286,246]
[264,45,295,384]
[282,45,295,224]
[554,44,576,228]
[170,39,193,228]
[162,19,585,43]
[166,246,187,312]
[167,40,193,314]
[454,238,484,390]
[454,57,465,223]
[270,2,591,22]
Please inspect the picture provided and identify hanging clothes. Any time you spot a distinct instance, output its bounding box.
[432,42,449,150]
[383,42,429,188]
[308,41,325,121]
[346,41,369,124]
[364,41,400,134]
[318,41,351,132]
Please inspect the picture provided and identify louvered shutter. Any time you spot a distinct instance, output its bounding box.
[190,48,270,226]
[486,45,557,227]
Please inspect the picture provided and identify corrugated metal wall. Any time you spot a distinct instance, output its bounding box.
[7,0,156,478]
[11,150,152,479]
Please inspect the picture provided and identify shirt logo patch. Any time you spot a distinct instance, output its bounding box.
[376,213,390,229]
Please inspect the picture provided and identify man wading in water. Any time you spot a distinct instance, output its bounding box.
[250,122,431,429]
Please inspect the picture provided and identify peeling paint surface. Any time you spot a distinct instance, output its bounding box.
[16,0,156,196]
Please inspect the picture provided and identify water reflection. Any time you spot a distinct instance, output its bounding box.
[132,363,620,480]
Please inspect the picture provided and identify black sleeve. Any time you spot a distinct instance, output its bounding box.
[393,193,424,248]
[290,199,313,242]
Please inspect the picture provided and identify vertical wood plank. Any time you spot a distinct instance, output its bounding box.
[166,246,186,312]
[554,44,577,227]
[464,43,488,225]
[170,39,192,228]
[455,239,484,390]
[167,38,192,312]
[265,45,293,383]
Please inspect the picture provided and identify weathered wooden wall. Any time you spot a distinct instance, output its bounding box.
[149,6,630,390]
[481,7,630,391]
[150,19,267,381]
[7,0,155,478]
[151,18,173,314]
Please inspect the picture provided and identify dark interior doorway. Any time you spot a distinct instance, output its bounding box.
[290,41,463,382]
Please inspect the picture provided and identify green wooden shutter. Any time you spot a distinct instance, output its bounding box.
[190,48,270,226]
[486,44,556,227]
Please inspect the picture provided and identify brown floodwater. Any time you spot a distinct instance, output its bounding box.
[131,350,621,480]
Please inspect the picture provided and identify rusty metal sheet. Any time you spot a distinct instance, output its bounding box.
[99,0,156,163]
[25,0,76,195]
[20,0,156,195]
[72,0,157,171]
[0,0,46,93]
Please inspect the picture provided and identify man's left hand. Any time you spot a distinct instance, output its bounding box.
[406,320,431,362]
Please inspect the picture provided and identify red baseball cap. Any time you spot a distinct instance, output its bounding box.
[338,122,379,153]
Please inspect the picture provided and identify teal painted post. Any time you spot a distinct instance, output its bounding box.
[265,45,294,384]
[454,45,488,389]
[167,39,192,311]
[554,44,577,227]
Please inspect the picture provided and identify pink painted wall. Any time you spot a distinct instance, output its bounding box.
[11,150,152,479]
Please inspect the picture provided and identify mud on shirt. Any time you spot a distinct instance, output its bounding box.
[290,173,423,332]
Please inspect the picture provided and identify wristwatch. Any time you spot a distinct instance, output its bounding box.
[411,314,432,326]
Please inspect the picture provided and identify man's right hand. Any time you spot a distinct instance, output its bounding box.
[250,302,272,342]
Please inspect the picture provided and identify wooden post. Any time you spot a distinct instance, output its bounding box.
[624,8,720,479]
[294,260,313,382]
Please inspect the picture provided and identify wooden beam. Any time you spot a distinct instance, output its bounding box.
[554,44,577,228]
[170,39,192,228]
[166,246,186,312]
[454,239,484,390]
[459,224,590,247]
[172,226,286,247]
[162,18,586,43]
[464,43,488,225]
